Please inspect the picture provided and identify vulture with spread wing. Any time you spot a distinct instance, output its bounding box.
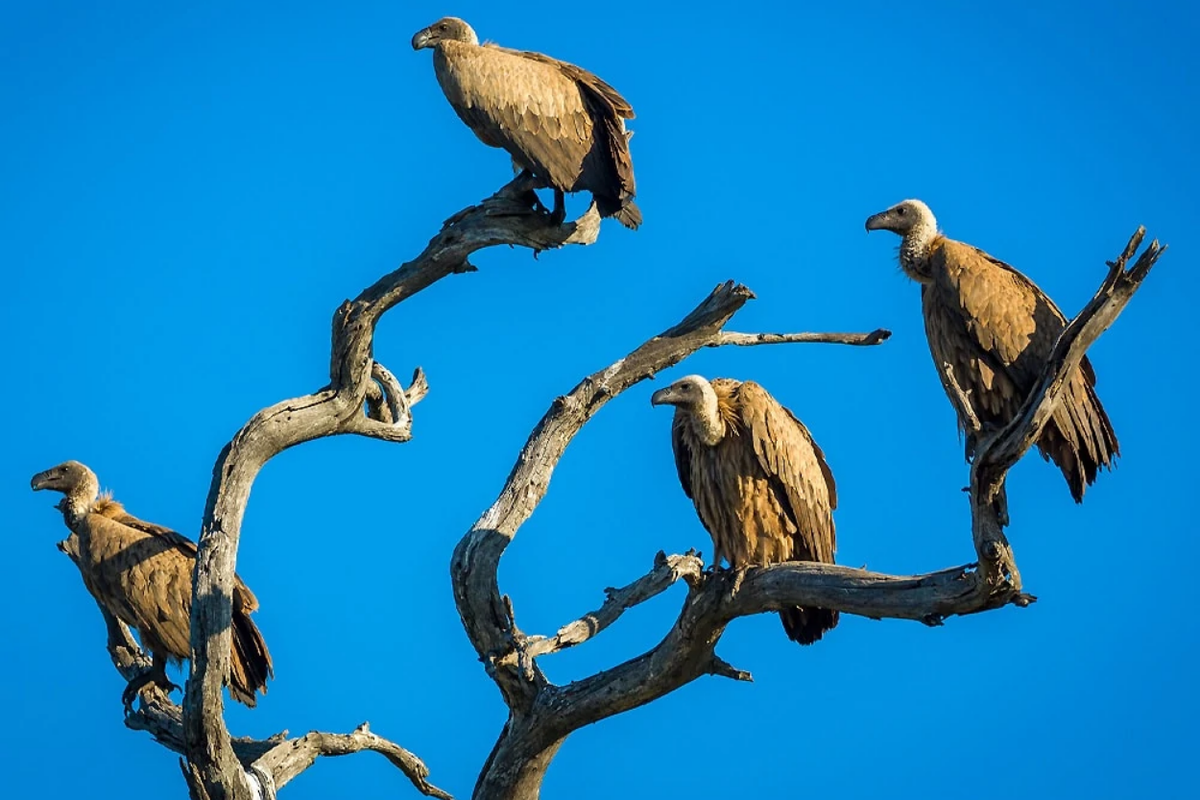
[411,16,640,229]
[866,199,1119,501]
[32,461,273,708]
[651,376,839,645]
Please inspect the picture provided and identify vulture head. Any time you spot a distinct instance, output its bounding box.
[32,460,100,518]
[31,460,96,494]
[650,375,714,411]
[652,375,726,445]
[864,199,937,237]
[411,17,479,50]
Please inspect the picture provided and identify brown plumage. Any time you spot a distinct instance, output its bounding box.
[32,461,272,707]
[651,376,839,645]
[866,199,1119,502]
[412,17,640,229]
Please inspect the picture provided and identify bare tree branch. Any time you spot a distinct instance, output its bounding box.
[451,228,1161,800]
[525,551,705,658]
[976,227,1165,481]
[964,227,1164,593]
[253,723,453,800]
[714,329,892,347]
[182,177,588,799]
[59,534,448,797]
[942,362,983,435]
[451,280,889,799]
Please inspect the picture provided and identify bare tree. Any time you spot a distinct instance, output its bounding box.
[65,176,1163,800]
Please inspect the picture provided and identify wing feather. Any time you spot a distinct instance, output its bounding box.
[434,43,593,189]
[924,238,1119,497]
[733,381,836,564]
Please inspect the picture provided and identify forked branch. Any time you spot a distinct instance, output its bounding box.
[60,531,450,799]
[967,227,1164,592]
[451,280,889,798]
[455,227,1161,800]
[182,177,594,800]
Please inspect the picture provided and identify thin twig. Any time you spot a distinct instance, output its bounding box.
[525,551,705,658]
[714,329,892,348]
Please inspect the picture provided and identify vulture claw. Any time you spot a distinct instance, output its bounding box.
[121,667,179,714]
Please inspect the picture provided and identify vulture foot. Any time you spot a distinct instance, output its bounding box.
[550,188,566,227]
[723,568,747,605]
[122,668,179,713]
[527,192,549,215]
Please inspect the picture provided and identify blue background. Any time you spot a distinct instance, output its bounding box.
[3,1,1195,797]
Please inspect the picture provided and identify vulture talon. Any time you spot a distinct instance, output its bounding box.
[122,668,167,712]
[725,568,747,605]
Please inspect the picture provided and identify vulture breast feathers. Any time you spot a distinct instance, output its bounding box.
[31,461,272,707]
[651,376,839,645]
[412,17,640,229]
[866,199,1119,502]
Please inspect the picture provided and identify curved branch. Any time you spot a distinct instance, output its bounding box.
[455,228,1161,800]
[58,536,447,796]
[183,178,596,799]
[967,227,1164,590]
[977,227,1164,480]
[525,551,705,658]
[252,723,453,800]
[451,281,888,798]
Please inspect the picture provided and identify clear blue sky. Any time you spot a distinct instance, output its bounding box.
[3,2,1196,798]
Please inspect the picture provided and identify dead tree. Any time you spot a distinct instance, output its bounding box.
[65,175,1163,800]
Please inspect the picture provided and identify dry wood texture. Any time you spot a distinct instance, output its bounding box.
[180,177,596,799]
[63,167,1161,800]
[449,229,1162,800]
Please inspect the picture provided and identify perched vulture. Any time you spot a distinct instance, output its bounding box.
[31,461,272,708]
[865,199,1119,501]
[411,17,641,229]
[651,376,839,645]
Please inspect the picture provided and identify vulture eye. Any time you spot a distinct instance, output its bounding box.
[897,207,907,216]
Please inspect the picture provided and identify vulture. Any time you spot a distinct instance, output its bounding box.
[865,199,1119,501]
[651,376,839,645]
[31,460,273,708]
[411,17,641,229]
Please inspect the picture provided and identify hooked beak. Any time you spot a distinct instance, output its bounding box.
[650,388,675,407]
[411,28,432,50]
[30,470,53,491]
[864,211,891,233]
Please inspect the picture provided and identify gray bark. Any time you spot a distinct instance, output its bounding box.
[181,177,597,799]
[62,168,1162,800]
[449,230,1163,800]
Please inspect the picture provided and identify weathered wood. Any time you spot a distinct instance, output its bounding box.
[62,163,1157,800]
[451,281,891,798]
[450,230,1159,800]
[183,176,592,799]
[524,551,705,658]
[253,723,453,799]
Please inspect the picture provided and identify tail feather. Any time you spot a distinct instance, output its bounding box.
[780,606,839,646]
[1037,376,1119,503]
[228,604,273,707]
[595,194,641,230]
